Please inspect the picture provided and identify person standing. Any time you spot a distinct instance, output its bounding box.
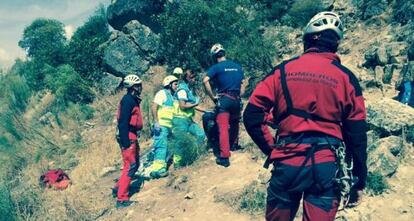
[113,74,143,208]
[203,43,244,167]
[172,68,206,167]
[243,12,367,221]
[149,75,179,178]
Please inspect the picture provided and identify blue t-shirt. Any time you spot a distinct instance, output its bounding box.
[207,60,244,94]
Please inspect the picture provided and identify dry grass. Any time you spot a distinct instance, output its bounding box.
[24,66,169,220]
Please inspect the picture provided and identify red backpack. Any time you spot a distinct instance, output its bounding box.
[40,169,71,190]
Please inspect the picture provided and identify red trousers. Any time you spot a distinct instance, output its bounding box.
[216,95,241,158]
[266,158,339,221]
[113,142,139,201]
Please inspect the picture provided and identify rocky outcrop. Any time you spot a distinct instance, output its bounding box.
[103,20,161,77]
[96,72,122,95]
[366,98,414,141]
[362,42,408,88]
[123,20,161,60]
[364,43,407,68]
[107,0,166,32]
[367,136,407,177]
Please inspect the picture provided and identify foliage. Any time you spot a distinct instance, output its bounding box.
[64,103,95,122]
[252,0,294,22]
[0,74,32,140]
[366,171,389,195]
[393,0,414,25]
[282,0,324,27]
[0,179,17,221]
[237,181,266,214]
[45,65,95,105]
[217,180,266,214]
[159,0,276,81]
[170,131,207,167]
[12,181,43,220]
[67,5,110,83]
[18,18,67,67]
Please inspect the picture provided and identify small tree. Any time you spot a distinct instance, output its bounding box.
[18,18,67,67]
[67,5,110,83]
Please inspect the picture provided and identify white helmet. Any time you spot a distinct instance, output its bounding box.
[124,74,142,88]
[210,43,225,56]
[173,67,183,75]
[163,75,178,87]
[303,11,344,39]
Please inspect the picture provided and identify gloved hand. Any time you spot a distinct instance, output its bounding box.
[152,122,161,136]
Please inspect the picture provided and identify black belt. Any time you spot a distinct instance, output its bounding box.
[277,134,342,147]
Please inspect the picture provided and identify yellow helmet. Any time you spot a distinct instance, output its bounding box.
[173,67,183,76]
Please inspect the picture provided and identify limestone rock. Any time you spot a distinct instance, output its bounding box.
[96,72,122,95]
[103,31,150,77]
[368,136,404,177]
[366,98,414,141]
[106,0,166,32]
[123,20,161,60]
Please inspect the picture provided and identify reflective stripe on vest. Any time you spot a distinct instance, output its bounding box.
[158,89,176,128]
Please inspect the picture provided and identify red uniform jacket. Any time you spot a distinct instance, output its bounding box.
[117,93,143,148]
[243,49,368,189]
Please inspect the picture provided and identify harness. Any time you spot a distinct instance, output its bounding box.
[265,60,356,209]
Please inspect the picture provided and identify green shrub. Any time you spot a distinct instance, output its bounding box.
[0,74,32,140]
[366,171,389,195]
[67,5,110,83]
[64,103,95,122]
[0,179,17,221]
[159,0,276,83]
[170,131,207,167]
[13,182,43,220]
[393,0,414,25]
[237,181,266,214]
[217,180,266,214]
[253,0,294,22]
[45,65,95,105]
[282,0,324,27]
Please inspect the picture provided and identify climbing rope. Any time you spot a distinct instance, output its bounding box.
[332,142,357,211]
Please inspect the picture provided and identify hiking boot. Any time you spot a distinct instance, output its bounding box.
[216,157,230,167]
[111,188,118,198]
[115,200,134,209]
[230,144,242,151]
[150,169,169,179]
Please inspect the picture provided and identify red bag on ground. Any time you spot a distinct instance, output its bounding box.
[40,169,71,190]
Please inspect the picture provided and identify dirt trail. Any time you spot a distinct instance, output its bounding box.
[97,150,266,221]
